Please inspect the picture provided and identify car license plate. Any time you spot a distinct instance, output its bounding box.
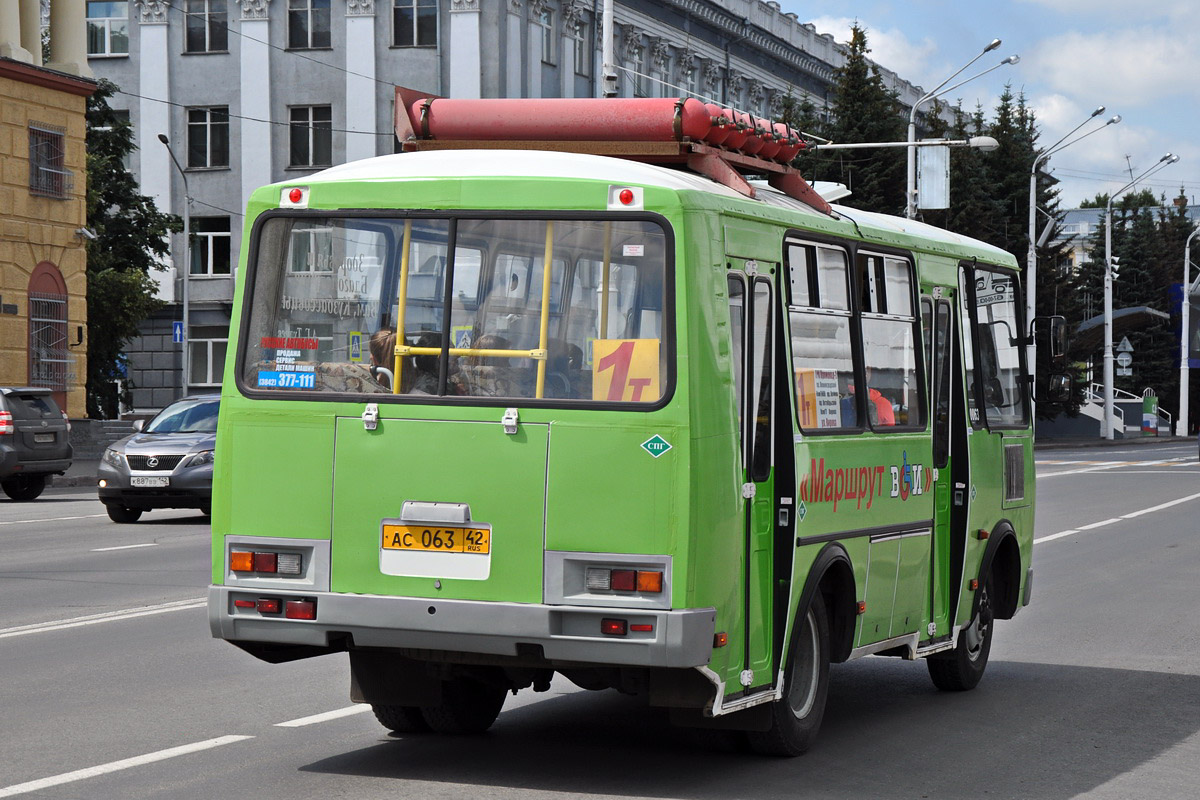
[131,476,170,488]
[381,525,490,554]
[34,433,55,443]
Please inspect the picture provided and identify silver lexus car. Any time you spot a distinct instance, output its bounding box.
[98,394,219,523]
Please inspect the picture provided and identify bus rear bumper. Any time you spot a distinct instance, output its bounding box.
[208,586,716,669]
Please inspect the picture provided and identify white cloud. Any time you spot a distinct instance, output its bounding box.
[1028,27,1200,108]
[807,16,938,83]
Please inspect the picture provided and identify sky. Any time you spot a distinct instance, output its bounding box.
[776,0,1200,209]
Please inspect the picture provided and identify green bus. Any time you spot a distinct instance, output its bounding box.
[209,101,1046,755]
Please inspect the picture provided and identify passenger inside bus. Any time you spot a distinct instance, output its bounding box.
[368,328,396,390]
[843,368,896,427]
[408,331,444,395]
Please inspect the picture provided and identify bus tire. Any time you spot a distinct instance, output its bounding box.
[928,570,994,691]
[746,592,830,757]
[420,677,506,734]
[371,704,430,734]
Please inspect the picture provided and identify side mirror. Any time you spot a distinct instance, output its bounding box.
[132,419,144,432]
[1032,315,1068,359]
[1036,373,1071,404]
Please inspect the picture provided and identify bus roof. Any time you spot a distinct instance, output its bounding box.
[297,149,1015,265]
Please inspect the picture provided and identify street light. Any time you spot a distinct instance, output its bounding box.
[1026,107,1121,396]
[810,136,999,152]
[1180,224,1200,439]
[905,39,1017,219]
[158,133,191,399]
[1103,152,1180,438]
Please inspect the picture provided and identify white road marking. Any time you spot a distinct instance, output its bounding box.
[92,542,159,552]
[275,705,373,727]
[0,514,106,527]
[0,735,253,798]
[1038,457,1188,477]
[0,598,206,640]
[1036,490,1200,545]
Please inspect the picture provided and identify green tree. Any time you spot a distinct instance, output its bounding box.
[85,79,181,418]
[795,24,906,215]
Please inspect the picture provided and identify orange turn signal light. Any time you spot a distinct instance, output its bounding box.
[231,551,254,572]
[636,570,663,593]
[968,579,979,591]
[713,632,728,648]
[856,601,867,615]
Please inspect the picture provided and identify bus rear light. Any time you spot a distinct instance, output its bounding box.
[233,599,255,609]
[256,598,281,614]
[610,570,637,591]
[585,567,611,590]
[629,623,653,632]
[601,618,627,636]
[276,553,302,576]
[285,600,316,620]
[231,551,254,572]
[636,571,663,593]
[253,552,277,573]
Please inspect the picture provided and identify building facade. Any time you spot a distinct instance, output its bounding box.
[1,1,95,417]
[89,0,932,410]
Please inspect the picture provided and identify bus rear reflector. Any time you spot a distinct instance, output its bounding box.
[601,618,627,636]
[233,599,255,609]
[630,623,653,632]
[285,600,316,620]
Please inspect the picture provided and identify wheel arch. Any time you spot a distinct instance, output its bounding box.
[795,542,857,664]
[978,519,1022,620]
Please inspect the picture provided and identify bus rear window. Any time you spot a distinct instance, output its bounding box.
[241,215,671,404]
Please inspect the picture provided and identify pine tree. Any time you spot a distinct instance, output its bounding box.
[86,80,181,418]
[799,24,906,215]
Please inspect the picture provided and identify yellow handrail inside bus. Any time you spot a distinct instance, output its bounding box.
[392,219,412,394]
[600,222,611,339]
[535,221,554,399]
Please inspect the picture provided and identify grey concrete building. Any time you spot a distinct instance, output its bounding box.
[88,0,932,411]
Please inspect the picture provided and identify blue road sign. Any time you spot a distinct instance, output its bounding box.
[173,321,184,343]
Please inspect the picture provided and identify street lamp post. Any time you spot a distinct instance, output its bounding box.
[1103,152,1180,438]
[158,133,191,399]
[1026,108,1120,397]
[1181,225,1200,438]
[905,39,1016,219]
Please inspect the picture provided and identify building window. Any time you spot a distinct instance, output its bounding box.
[572,16,590,76]
[186,107,230,169]
[536,6,555,64]
[393,0,437,47]
[288,0,331,49]
[29,123,72,200]
[289,106,333,168]
[185,0,229,53]
[190,338,228,386]
[87,2,129,56]
[191,217,232,275]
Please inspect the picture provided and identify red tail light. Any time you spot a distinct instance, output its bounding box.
[600,618,627,636]
[285,600,316,620]
[0,411,12,435]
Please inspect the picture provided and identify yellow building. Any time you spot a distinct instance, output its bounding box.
[1,1,95,417]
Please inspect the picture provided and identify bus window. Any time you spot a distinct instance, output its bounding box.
[242,214,669,404]
[858,253,923,429]
[788,241,855,431]
[971,268,1028,428]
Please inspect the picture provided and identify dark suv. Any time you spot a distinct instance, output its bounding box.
[0,388,73,501]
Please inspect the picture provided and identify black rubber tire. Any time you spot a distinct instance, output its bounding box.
[746,592,830,757]
[928,571,995,692]
[371,704,430,734]
[105,504,143,523]
[420,678,507,734]
[1,474,47,501]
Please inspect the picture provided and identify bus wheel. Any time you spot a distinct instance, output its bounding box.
[928,571,994,691]
[747,592,830,757]
[421,677,507,734]
[371,704,430,734]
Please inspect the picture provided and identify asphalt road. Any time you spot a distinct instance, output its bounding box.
[2,440,1198,799]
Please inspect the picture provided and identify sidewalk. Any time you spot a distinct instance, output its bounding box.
[48,459,101,489]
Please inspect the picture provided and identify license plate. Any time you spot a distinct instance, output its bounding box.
[34,433,55,443]
[381,525,490,554]
[131,476,170,488]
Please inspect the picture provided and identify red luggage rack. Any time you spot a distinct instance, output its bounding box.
[393,87,833,216]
